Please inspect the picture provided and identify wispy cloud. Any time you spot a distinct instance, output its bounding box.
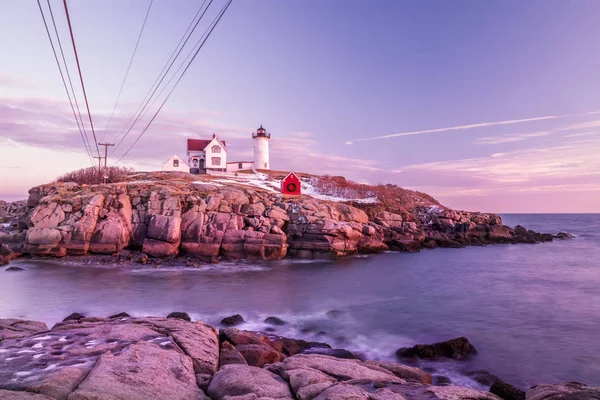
[0,72,36,90]
[476,131,553,145]
[557,120,600,131]
[564,131,598,138]
[401,138,600,182]
[346,111,600,143]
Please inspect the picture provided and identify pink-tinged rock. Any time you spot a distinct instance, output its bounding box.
[142,238,178,257]
[487,225,512,240]
[0,390,55,400]
[338,204,369,224]
[0,319,48,342]
[266,206,290,221]
[132,318,219,375]
[207,364,294,400]
[240,202,266,216]
[26,227,61,247]
[181,210,204,242]
[30,202,65,228]
[235,343,284,367]
[68,342,207,400]
[147,214,181,243]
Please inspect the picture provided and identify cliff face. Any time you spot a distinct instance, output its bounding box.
[0,172,554,263]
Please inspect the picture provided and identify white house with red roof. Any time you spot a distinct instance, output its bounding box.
[173,126,271,175]
[187,134,227,174]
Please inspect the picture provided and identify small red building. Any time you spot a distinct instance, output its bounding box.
[281,172,301,195]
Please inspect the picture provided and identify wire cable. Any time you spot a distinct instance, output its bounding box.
[62,0,101,158]
[114,0,233,163]
[45,0,94,159]
[35,0,95,167]
[101,0,154,142]
[110,0,211,155]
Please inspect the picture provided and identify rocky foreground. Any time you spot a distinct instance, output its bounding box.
[1,314,597,400]
[0,172,569,266]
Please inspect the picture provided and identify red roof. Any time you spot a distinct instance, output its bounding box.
[187,138,211,151]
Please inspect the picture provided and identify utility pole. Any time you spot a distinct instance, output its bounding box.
[98,143,114,184]
[93,156,103,183]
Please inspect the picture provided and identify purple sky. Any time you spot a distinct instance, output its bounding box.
[1,0,599,212]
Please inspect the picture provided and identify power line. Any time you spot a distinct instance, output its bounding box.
[62,0,101,158]
[35,0,95,167]
[101,0,154,142]
[114,0,233,163]
[110,0,211,155]
[45,0,94,161]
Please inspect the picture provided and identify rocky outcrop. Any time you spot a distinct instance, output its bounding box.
[1,314,592,400]
[490,379,526,400]
[396,336,478,360]
[526,382,600,400]
[0,319,48,342]
[0,172,560,264]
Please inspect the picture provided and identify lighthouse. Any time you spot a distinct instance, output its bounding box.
[252,125,271,170]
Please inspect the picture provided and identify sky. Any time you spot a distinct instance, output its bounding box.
[0,0,599,212]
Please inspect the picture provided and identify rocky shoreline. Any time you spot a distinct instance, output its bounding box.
[0,172,571,267]
[1,313,597,400]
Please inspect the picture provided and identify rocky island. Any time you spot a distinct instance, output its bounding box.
[0,171,566,266]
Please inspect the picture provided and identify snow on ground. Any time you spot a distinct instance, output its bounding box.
[214,178,279,193]
[194,173,378,203]
[300,180,378,203]
[193,181,223,187]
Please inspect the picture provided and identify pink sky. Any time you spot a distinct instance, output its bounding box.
[1,1,599,213]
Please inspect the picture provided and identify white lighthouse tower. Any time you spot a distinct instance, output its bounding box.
[252,125,271,170]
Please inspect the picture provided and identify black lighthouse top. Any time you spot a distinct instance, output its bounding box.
[252,125,271,139]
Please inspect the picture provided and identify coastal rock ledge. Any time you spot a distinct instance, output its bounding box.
[1,316,597,400]
[0,172,562,263]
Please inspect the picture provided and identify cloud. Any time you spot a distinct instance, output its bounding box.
[401,138,600,183]
[0,72,36,90]
[476,131,553,145]
[557,120,600,131]
[564,131,597,138]
[349,111,600,143]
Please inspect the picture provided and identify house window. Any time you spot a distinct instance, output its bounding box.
[238,163,243,169]
[173,159,179,167]
[212,157,221,166]
[192,159,198,168]
[212,145,221,153]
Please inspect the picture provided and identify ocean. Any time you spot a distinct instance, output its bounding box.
[1,213,598,390]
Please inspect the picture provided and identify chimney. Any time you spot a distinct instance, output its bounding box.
[222,140,226,147]
[212,133,216,139]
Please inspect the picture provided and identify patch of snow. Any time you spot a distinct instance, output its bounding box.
[214,178,278,193]
[0,349,7,353]
[300,180,378,204]
[33,354,44,359]
[194,181,223,187]
[32,343,43,349]
[43,364,57,371]
[160,341,171,346]
[17,349,36,354]
[15,371,32,377]
[32,335,53,341]
[58,336,68,342]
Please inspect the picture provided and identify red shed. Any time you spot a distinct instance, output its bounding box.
[281,172,301,195]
